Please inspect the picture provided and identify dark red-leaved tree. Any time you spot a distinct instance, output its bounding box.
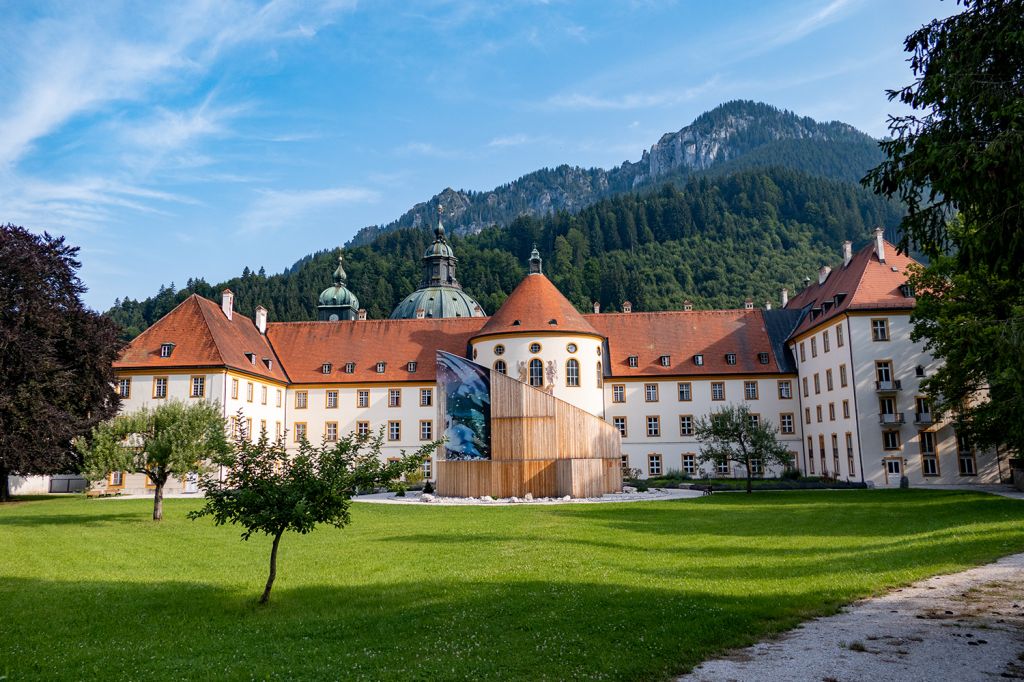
[0,225,124,501]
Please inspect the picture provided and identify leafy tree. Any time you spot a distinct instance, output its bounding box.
[190,429,435,604]
[0,225,123,502]
[77,400,229,520]
[864,0,1024,456]
[695,405,794,494]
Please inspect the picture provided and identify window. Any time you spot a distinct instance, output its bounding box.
[832,434,840,473]
[261,386,268,405]
[275,422,282,440]
[422,458,432,479]
[407,362,417,373]
[389,389,401,408]
[612,384,625,403]
[246,382,254,402]
[322,363,332,375]
[325,422,338,442]
[778,380,792,399]
[529,342,541,354]
[644,384,659,402]
[669,382,689,402]
[836,323,844,347]
[190,376,205,398]
[826,369,833,392]
[388,421,401,441]
[420,420,433,441]
[648,454,663,476]
[613,417,627,437]
[802,377,809,398]
[758,352,770,365]
[876,361,893,384]
[344,362,355,374]
[259,419,266,437]
[872,318,890,341]
[846,433,855,476]
[420,388,433,407]
[780,413,795,434]
[679,415,694,437]
[750,459,763,476]
[711,382,725,401]
[882,430,901,450]
[916,364,926,377]
[716,458,730,476]
[660,355,671,367]
[494,344,505,355]
[799,342,806,362]
[804,407,811,425]
[230,378,239,400]
[693,354,704,366]
[376,362,386,373]
[819,435,827,474]
[916,396,931,418]
[829,403,836,421]
[744,381,758,400]
[117,377,131,398]
[566,359,580,387]
[153,377,168,399]
[295,391,308,409]
[843,400,851,419]
[160,343,174,358]
[356,421,369,437]
[276,390,282,407]
[627,355,639,368]
[919,431,938,476]
[839,364,848,388]
[810,337,817,358]
[529,359,543,387]
[823,330,830,353]
[646,416,661,437]
[807,437,815,474]
[682,454,696,475]
[494,360,507,375]
[325,390,338,409]
[596,361,603,388]
[816,405,823,423]
[957,433,977,475]
[725,353,737,365]
[748,413,760,429]
[357,390,369,408]
[109,471,124,487]
[621,455,629,472]
[294,422,307,442]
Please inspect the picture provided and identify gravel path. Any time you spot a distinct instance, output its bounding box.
[680,552,1024,681]
[353,488,703,505]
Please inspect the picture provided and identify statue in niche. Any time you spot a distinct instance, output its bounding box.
[517,360,528,384]
[545,360,557,393]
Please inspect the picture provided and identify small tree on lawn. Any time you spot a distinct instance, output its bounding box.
[695,405,793,494]
[189,428,435,605]
[77,400,229,520]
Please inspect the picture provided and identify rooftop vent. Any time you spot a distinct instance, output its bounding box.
[593,302,601,314]
[622,301,632,314]
[683,300,693,311]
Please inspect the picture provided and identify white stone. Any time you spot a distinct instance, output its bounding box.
[524,492,534,501]
[623,486,637,493]
[562,495,571,501]
[421,494,435,503]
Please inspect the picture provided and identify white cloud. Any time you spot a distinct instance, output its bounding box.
[239,186,381,233]
[487,134,532,147]
[395,142,465,159]
[544,76,720,111]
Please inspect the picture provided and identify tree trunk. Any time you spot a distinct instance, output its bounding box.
[0,463,10,502]
[260,528,285,605]
[152,479,164,521]
[746,463,753,494]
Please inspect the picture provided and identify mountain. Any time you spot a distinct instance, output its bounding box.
[347,100,883,245]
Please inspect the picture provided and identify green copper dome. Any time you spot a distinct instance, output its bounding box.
[318,253,360,321]
[389,215,485,319]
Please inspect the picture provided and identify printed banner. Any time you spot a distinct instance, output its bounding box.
[436,351,491,460]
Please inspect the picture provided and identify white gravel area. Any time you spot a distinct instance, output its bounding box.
[680,552,1024,682]
[353,487,703,505]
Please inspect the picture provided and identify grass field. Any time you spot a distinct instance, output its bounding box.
[3,490,1024,681]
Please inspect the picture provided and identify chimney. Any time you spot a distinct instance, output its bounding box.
[682,300,693,311]
[744,298,754,310]
[357,308,367,321]
[842,240,853,267]
[221,289,234,321]
[622,301,632,314]
[874,227,886,263]
[255,305,267,334]
[781,287,789,308]
[818,265,832,285]
[765,300,772,310]
[592,301,600,314]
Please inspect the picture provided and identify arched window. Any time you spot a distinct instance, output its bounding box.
[566,359,580,387]
[596,361,603,388]
[529,359,543,387]
[494,360,507,375]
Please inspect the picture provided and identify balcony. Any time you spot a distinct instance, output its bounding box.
[914,412,938,425]
[879,412,905,425]
[875,379,902,393]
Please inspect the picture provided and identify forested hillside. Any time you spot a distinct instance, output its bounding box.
[106,166,903,339]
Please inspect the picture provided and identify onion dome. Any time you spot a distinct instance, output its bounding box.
[318,253,360,321]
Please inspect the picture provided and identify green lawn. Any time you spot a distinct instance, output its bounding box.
[3,491,1024,681]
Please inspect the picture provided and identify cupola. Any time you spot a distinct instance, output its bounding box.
[317,252,360,321]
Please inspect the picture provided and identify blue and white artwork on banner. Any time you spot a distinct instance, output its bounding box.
[436,351,491,461]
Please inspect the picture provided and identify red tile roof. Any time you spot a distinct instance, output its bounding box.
[586,309,785,376]
[266,317,485,384]
[114,295,288,382]
[786,238,919,337]
[472,273,600,340]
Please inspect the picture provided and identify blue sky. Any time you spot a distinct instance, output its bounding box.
[0,0,954,310]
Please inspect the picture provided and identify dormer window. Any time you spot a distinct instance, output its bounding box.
[660,355,671,367]
[725,353,737,365]
[758,352,770,365]
[376,362,385,374]
[407,361,417,373]
[834,293,847,305]
[159,343,175,358]
[548,319,557,325]
[344,362,355,374]
[693,354,704,366]
[627,355,639,368]
[245,352,256,365]
[512,320,521,326]
[900,284,915,298]
[263,358,273,371]
[322,363,332,375]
